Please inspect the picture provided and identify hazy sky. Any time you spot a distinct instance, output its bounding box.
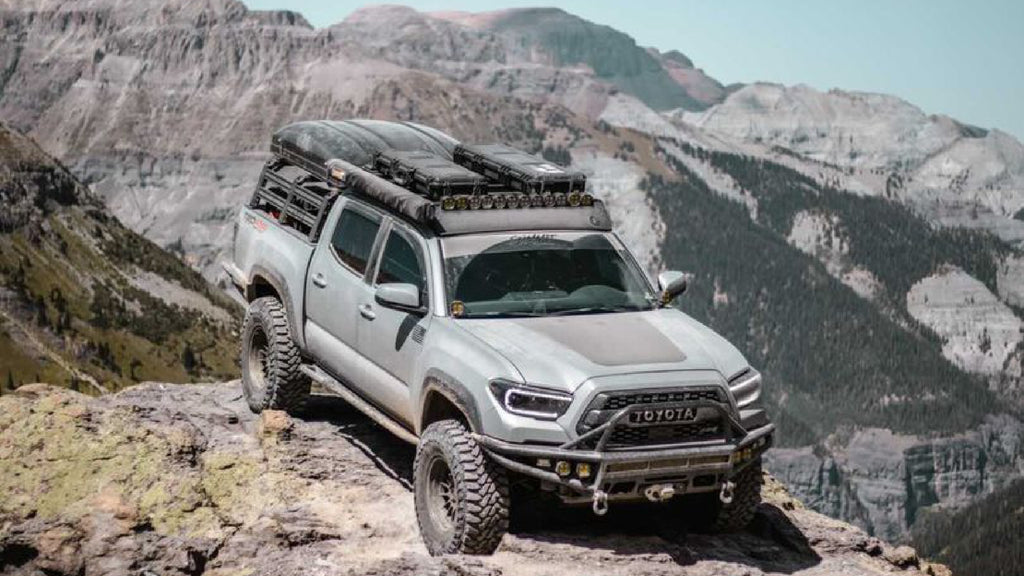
[243,0,1024,141]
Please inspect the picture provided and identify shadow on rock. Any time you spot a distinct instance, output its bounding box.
[505,498,821,573]
[302,393,416,488]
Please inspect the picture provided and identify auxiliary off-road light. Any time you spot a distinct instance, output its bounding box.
[576,463,592,479]
[488,379,573,420]
[555,461,572,477]
[732,447,754,464]
[437,192,597,211]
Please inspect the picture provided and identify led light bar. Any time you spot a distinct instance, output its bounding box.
[439,192,595,211]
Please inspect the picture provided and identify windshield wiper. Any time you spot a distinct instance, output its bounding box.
[547,305,644,316]
[464,310,546,318]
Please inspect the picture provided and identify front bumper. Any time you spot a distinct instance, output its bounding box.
[473,400,773,504]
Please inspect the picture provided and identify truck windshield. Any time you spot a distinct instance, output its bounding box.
[442,232,656,318]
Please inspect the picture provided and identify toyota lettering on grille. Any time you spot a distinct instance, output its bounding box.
[627,407,698,426]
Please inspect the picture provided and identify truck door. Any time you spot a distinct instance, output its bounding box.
[304,201,385,392]
[357,222,432,423]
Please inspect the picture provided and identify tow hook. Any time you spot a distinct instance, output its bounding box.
[592,489,609,516]
[719,480,736,504]
[643,484,676,502]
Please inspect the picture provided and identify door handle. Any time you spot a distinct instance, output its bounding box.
[359,303,376,321]
[312,273,327,288]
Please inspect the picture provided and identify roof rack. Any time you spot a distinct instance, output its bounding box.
[249,159,339,241]
[256,120,611,238]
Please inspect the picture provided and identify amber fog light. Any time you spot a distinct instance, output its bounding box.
[576,462,592,479]
[555,461,571,477]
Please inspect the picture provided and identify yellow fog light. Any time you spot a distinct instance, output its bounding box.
[732,448,754,464]
[576,462,592,479]
[555,461,571,477]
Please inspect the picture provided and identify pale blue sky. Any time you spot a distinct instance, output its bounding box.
[243,0,1024,141]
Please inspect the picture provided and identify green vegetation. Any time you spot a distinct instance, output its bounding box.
[911,480,1024,576]
[677,142,1010,299]
[645,146,1005,445]
[0,206,239,392]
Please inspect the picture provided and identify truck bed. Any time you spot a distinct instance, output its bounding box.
[229,205,317,345]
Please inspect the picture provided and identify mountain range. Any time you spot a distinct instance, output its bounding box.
[1,0,1022,570]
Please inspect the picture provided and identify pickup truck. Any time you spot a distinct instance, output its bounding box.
[225,119,774,556]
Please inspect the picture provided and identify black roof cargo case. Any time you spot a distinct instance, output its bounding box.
[373,150,487,200]
[453,144,586,194]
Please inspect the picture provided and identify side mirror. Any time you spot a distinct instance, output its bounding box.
[658,270,689,305]
[375,283,424,313]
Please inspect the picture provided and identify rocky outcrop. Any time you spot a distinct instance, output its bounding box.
[0,383,950,576]
[0,122,91,231]
[787,209,883,300]
[767,416,1024,543]
[906,266,1023,380]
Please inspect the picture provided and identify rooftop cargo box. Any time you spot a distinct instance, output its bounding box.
[271,120,457,180]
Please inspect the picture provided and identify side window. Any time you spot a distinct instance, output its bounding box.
[330,208,381,275]
[376,230,427,299]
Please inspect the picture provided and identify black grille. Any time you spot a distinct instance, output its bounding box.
[576,387,729,449]
[602,389,722,410]
[607,420,723,448]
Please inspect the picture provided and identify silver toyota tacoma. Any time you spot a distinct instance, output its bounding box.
[225,120,773,556]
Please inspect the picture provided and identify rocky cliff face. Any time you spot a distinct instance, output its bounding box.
[0,383,951,576]
[767,416,1024,543]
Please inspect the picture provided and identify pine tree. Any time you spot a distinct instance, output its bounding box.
[182,343,197,374]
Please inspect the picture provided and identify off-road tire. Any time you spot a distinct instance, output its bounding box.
[240,296,309,415]
[691,459,762,532]
[414,420,510,555]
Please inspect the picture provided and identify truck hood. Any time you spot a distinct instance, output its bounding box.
[455,308,748,393]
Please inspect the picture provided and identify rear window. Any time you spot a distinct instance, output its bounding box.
[330,208,380,274]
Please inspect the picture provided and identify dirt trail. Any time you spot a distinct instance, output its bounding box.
[0,383,947,576]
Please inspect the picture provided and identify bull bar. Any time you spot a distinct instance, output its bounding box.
[473,400,774,514]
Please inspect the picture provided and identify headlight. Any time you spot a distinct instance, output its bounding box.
[488,379,573,420]
[728,369,762,409]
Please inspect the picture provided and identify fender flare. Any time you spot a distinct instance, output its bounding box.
[419,369,484,435]
[246,264,305,349]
